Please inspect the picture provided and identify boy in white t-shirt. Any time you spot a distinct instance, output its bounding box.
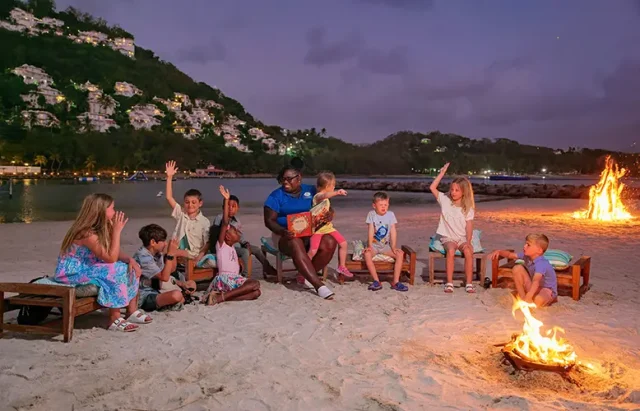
[204,185,261,305]
[363,192,407,292]
[429,162,476,293]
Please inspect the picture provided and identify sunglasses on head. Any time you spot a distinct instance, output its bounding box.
[281,174,300,183]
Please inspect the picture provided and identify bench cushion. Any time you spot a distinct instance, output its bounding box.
[429,229,484,255]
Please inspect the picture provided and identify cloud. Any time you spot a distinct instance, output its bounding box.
[174,37,227,64]
[356,46,410,75]
[355,0,435,11]
[304,27,411,80]
[303,27,364,66]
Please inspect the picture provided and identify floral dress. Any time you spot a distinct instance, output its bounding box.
[54,245,139,308]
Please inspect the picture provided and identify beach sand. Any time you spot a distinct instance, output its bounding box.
[1,198,639,410]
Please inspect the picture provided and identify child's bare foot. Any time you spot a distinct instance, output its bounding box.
[206,292,224,305]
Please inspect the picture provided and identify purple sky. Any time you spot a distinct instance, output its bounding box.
[56,0,640,151]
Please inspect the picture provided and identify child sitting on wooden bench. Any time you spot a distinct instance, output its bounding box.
[488,234,557,307]
[133,224,195,312]
[429,162,477,294]
[364,191,407,292]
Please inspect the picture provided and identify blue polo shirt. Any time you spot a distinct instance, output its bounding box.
[264,184,317,228]
[516,252,558,296]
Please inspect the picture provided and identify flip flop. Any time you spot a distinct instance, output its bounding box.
[126,309,153,324]
[108,318,138,332]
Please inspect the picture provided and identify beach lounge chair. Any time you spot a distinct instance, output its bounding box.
[180,250,253,283]
[491,250,591,301]
[260,237,328,283]
[0,282,100,342]
[343,241,417,285]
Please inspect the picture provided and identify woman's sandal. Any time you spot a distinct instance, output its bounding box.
[108,318,139,332]
[126,309,153,324]
[465,283,477,294]
[444,283,454,293]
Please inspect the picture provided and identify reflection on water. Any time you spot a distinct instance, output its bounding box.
[0,176,636,223]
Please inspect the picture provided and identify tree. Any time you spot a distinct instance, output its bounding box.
[49,152,60,173]
[34,154,47,168]
[84,154,96,174]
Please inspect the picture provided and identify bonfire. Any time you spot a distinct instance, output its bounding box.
[502,296,577,371]
[573,156,632,221]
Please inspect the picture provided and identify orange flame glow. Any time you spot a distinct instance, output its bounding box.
[506,296,577,367]
[573,156,632,221]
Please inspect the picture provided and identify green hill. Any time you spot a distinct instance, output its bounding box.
[0,0,634,176]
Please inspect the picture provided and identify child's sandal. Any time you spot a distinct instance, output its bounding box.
[444,283,454,293]
[465,283,477,294]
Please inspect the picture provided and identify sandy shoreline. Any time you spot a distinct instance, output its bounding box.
[1,198,639,410]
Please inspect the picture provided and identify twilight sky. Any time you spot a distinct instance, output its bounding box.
[56,0,640,151]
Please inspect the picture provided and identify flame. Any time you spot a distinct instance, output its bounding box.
[573,156,632,221]
[506,296,577,366]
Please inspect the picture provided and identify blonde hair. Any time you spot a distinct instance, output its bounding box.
[526,234,550,252]
[60,193,114,255]
[316,171,336,190]
[450,177,475,215]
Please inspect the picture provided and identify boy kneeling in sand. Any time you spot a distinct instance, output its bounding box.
[133,224,196,312]
[488,234,557,307]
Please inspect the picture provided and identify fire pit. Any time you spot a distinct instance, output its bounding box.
[498,297,578,377]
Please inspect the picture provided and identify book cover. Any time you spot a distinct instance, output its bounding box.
[287,199,332,238]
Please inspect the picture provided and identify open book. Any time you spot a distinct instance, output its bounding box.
[286,199,332,238]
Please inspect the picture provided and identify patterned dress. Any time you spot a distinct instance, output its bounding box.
[54,245,139,308]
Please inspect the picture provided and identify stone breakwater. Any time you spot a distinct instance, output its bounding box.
[336,180,640,199]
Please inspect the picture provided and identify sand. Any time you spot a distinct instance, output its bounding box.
[1,198,639,411]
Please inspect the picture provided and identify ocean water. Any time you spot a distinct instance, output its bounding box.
[0,176,634,223]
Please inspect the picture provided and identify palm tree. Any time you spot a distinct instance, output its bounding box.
[34,155,47,168]
[49,152,61,173]
[84,155,96,174]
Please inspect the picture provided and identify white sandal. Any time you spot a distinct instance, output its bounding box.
[317,285,334,300]
[126,309,153,324]
[108,318,139,332]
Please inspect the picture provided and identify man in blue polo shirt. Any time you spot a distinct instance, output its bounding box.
[263,165,336,300]
[488,234,557,307]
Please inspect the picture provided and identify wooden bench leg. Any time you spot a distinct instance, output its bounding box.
[0,291,4,337]
[571,265,580,301]
[428,254,435,285]
[63,288,76,343]
[276,253,283,284]
[491,259,499,288]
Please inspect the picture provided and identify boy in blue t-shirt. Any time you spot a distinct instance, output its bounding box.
[363,192,407,292]
[488,233,557,307]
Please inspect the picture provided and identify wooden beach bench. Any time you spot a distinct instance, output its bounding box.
[260,245,328,284]
[428,251,487,285]
[0,282,100,342]
[344,245,417,285]
[491,251,592,301]
[180,250,253,283]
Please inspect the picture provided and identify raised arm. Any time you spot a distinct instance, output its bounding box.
[314,189,347,202]
[429,162,450,199]
[165,161,178,210]
[218,185,231,246]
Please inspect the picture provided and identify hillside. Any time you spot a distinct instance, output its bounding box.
[0,1,634,176]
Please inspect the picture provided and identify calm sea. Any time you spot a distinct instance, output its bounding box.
[0,176,631,223]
